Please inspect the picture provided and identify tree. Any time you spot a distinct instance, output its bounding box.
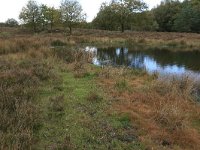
[47,8,62,32]
[92,2,119,30]
[131,11,158,31]
[60,0,86,35]
[111,0,147,32]
[93,0,147,32]
[39,5,61,31]
[39,4,49,30]
[173,0,200,32]
[19,0,40,32]
[153,0,182,32]
[5,18,18,27]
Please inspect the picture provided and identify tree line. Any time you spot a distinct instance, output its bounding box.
[1,0,200,33]
[94,0,200,33]
[154,0,200,32]
[18,0,86,34]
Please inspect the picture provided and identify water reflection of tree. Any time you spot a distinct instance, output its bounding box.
[96,48,200,72]
[145,50,200,71]
[97,48,146,68]
[129,53,146,69]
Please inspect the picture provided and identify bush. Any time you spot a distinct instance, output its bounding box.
[0,66,40,149]
[0,55,58,148]
[51,40,67,47]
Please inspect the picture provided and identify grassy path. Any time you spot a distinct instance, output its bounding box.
[36,70,145,149]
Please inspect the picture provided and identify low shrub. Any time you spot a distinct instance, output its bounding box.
[0,66,40,149]
[0,55,58,148]
[51,39,67,47]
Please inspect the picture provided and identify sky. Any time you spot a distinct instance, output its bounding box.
[0,0,162,22]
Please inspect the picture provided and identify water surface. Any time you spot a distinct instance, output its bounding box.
[85,46,200,79]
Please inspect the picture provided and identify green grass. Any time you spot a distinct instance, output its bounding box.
[193,119,200,133]
[35,68,146,149]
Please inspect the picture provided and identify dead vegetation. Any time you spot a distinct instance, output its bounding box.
[1,27,200,52]
[97,66,200,150]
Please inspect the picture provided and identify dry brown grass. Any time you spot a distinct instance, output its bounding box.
[1,27,200,52]
[98,66,200,150]
[69,28,200,50]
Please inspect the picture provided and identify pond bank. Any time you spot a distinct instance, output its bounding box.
[1,30,200,149]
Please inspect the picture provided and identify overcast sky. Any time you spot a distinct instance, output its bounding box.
[0,0,162,22]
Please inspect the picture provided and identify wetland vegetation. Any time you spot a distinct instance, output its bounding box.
[1,27,200,149]
[1,0,200,149]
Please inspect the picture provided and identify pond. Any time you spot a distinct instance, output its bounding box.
[85,46,200,79]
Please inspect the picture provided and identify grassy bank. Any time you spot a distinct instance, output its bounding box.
[0,28,200,149]
[0,36,146,149]
[70,29,200,51]
[1,28,200,52]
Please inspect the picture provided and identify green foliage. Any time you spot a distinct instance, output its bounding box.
[39,5,61,31]
[93,0,147,32]
[60,0,86,35]
[19,0,61,32]
[93,2,119,30]
[174,0,200,32]
[112,0,148,32]
[93,0,200,33]
[153,0,200,33]
[17,0,200,33]
[19,0,40,32]
[153,0,182,32]
[5,18,18,27]
[131,11,159,31]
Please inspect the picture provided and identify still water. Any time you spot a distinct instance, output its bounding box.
[85,46,200,78]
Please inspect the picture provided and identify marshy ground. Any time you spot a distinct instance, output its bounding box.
[0,28,200,149]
